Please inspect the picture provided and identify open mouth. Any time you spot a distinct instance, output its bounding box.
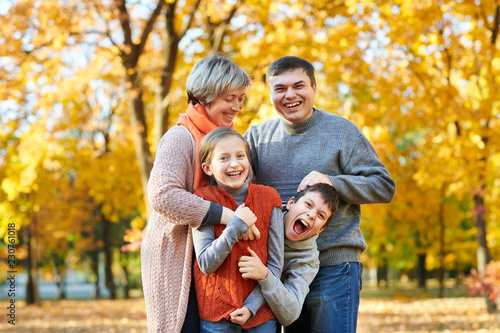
[224,112,237,120]
[226,171,242,178]
[292,218,310,235]
[284,101,302,108]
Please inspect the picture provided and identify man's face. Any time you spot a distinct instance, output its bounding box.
[284,191,332,242]
[268,68,317,124]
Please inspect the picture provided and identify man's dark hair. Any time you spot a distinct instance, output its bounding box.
[293,183,339,229]
[266,56,316,87]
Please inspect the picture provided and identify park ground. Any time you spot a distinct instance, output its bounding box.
[1,284,499,332]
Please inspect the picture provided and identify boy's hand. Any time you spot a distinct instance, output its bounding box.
[230,307,252,325]
[238,247,268,280]
[297,170,332,192]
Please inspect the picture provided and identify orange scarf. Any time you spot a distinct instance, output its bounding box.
[176,103,236,190]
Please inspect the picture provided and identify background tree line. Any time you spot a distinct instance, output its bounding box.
[1,0,499,311]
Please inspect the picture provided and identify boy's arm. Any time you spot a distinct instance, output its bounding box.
[238,207,284,319]
[260,240,320,326]
[192,215,248,275]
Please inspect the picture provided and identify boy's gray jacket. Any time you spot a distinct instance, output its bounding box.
[258,235,319,326]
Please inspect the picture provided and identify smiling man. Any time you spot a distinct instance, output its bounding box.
[244,56,396,333]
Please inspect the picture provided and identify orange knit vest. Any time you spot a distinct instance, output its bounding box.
[193,183,282,328]
[176,103,236,190]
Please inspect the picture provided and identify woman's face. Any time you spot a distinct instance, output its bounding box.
[204,86,246,128]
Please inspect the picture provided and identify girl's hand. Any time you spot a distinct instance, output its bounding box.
[238,247,268,280]
[230,307,252,325]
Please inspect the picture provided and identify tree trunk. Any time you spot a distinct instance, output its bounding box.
[120,251,130,299]
[52,253,66,300]
[90,251,101,299]
[438,185,446,298]
[417,253,427,289]
[25,221,40,306]
[473,190,495,312]
[103,215,116,299]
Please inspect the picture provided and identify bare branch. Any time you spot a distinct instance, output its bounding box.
[136,0,165,62]
[179,0,202,38]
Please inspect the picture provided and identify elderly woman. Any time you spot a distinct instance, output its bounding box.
[141,55,252,332]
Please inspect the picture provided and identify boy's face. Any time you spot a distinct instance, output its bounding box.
[284,191,332,242]
[268,68,317,125]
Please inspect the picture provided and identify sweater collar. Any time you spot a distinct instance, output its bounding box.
[285,234,318,250]
[216,178,250,204]
[281,108,323,135]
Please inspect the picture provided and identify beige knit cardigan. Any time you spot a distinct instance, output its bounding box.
[141,125,211,333]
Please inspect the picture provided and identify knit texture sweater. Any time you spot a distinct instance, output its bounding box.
[141,125,210,333]
[193,182,282,328]
[244,108,396,266]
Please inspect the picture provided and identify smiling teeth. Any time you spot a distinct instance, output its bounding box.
[286,102,300,107]
[298,219,309,228]
[227,172,241,177]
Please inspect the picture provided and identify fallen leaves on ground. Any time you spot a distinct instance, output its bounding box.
[1,297,498,332]
[358,297,500,332]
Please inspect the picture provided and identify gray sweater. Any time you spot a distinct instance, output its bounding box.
[192,179,284,318]
[258,230,319,326]
[244,108,396,265]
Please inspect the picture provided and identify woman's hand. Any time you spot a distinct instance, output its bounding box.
[234,204,257,227]
[238,247,268,280]
[221,206,261,240]
[235,204,261,240]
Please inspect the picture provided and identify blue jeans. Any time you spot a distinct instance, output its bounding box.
[200,318,277,333]
[285,262,363,333]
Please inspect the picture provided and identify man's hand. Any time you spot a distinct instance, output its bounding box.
[230,307,252,325]
[238,247,268,280]
[297,170,332,192]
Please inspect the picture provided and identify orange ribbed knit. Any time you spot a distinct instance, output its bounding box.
[194,183,282,329]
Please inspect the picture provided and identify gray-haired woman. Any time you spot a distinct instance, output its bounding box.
[141,55,254,332]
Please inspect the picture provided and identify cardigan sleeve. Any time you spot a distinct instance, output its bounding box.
[148,125,211,228]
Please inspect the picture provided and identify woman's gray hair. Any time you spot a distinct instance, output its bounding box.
[186,54,251,105]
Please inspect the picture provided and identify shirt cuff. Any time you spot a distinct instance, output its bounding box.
[201,202,223,226]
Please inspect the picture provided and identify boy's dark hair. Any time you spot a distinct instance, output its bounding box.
[266,56,316,87]
[293,183,339,229]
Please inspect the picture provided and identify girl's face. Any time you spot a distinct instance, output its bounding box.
[201,135,250,189]
[204,86,246,128]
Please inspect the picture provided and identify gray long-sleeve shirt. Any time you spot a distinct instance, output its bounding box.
[192,179,284,317]
[245,108,396,266]
[257,230,319,326]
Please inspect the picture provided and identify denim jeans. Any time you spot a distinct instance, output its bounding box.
[200,318,277,333]
[285,262,363,333]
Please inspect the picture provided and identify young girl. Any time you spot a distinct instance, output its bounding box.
[192,127,284,332]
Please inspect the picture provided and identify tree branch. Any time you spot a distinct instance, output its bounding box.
[179,0,202,38]
[135,0,165,63]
